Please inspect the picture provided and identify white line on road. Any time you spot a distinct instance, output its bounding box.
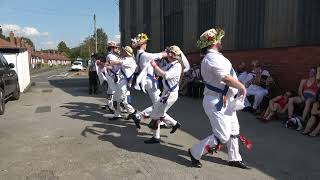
[48,72,69,79]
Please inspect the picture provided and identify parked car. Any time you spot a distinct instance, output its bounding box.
[71,61,84,71]
[0,53,20,115]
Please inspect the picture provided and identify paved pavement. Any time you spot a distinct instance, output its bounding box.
[0,69,319,180]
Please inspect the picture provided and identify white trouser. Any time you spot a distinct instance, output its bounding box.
[136,82,174,127]
[245,84,268,110]
[102,81,115,109]
[190,95,242,162]
[114,79,135,117]
[151,92,179,139]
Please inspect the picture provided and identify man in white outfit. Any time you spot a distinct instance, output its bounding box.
[144,45,183,144]
[108,46,140,123]
[131,33,173,128]
[96,56,116,112]
[103,41,120,113]
[189,28,250,169]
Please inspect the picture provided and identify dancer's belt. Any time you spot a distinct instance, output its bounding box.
[204,67,235,111]
[205,83,229,111]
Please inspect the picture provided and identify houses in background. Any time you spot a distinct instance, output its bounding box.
[31,50,71,69]
[0,31,71,70]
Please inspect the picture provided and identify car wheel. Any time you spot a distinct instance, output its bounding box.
[0,89,5,115]
[11,82,20,100]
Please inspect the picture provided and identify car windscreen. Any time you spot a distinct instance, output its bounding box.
[73,62,81,65]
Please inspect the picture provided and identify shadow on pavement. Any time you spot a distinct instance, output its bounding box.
[56,77,320,179]
[49,78,106,98]
[61,101,227,168]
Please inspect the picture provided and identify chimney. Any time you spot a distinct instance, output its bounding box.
[9,31,15,47]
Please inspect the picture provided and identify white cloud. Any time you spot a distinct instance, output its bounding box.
[42,32,49,36]
[0,24,48,37]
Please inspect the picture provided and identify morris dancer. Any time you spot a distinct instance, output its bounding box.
[188,28,250,169]
[131,33,190,129]
[103,41,121,113]
[131,33,167,126]
[144,45,183,144]
[108,46,139,122]
[96,56,115,112]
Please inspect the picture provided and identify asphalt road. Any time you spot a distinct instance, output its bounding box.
[0,69,319,180]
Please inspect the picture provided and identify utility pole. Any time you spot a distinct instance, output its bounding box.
[94,14,97,54]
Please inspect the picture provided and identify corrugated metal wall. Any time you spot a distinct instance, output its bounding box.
[198,0,216,36]
[129,0,137,38]
[215,0,238,50]
[120,0,320,53]
[235,0,266,49]
[264,0,299,48]
[298,0,320,45]
[183,0,198,53]
[163,0,183,48]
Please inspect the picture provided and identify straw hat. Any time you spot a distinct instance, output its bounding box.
[107,41,120,48]
[122,46,133,57]
[197,28,225,49]
[131,33,149,48]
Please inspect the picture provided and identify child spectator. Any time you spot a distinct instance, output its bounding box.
[258,91,293,122]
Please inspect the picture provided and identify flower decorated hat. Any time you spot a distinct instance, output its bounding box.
[131,33,149,48]
[196,28,225,49]
[107,41,120,48]
[166,45,182,59]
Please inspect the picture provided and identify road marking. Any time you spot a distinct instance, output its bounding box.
[48,72,69,79]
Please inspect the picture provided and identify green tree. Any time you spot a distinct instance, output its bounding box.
[68,28,109,59]
[21,37,35,49]
[57,41,70,57]
[96,28,108,56]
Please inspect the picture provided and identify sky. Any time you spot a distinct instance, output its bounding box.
[0,0,120,50]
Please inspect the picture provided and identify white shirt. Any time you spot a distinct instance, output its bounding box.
[120,57,137,81]
[201,49,238,97]
[161,61,182,92]
[136,49,163,76]
[106,52,120,76]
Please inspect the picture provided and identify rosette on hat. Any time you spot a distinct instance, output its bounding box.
[196,28,225,49]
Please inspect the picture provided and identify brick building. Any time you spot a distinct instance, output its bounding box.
[0,31,71,70]
[119,0,320,92]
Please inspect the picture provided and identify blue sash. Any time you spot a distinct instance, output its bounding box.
[204,68,235,111]
[164,62,178,92]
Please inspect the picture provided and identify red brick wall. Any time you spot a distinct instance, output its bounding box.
[186,46,320,94]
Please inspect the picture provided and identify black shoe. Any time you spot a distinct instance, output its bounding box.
[107,107,115,114]
[228,161,251,169]
[109,116,122,121]
[134,119,141,129]
[126,110,137,120]
[144,137,160,144]
[160,124,169,129]
[170,122,181,134]
[188,149,202,168]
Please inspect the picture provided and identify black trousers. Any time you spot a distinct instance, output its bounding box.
[89,71,98,93]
